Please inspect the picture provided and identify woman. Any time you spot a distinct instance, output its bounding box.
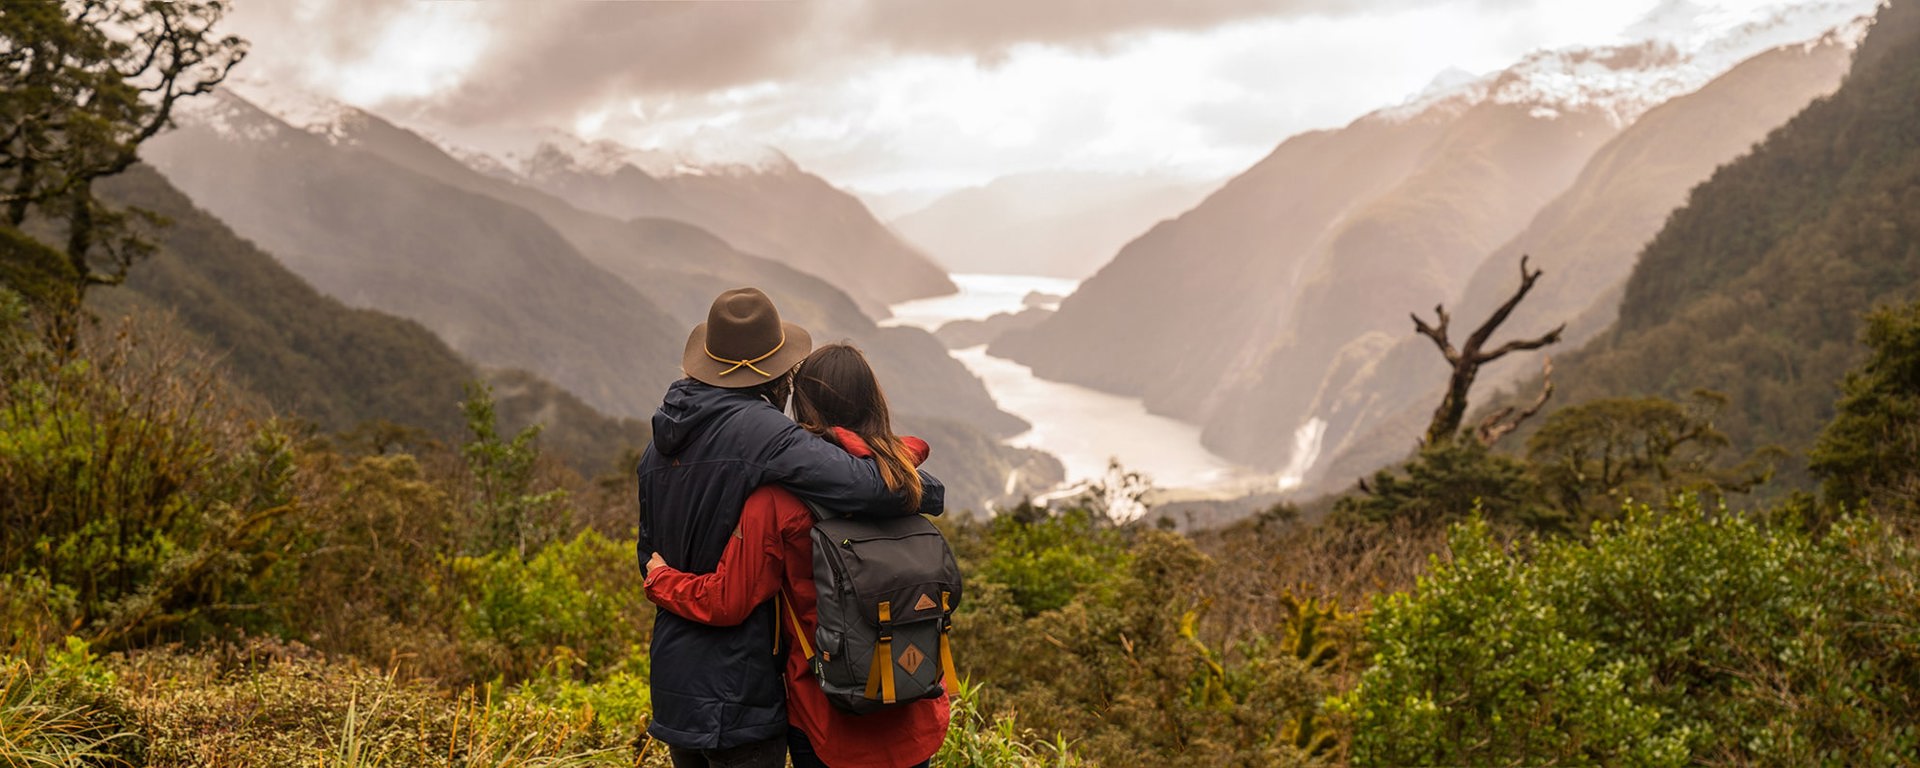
[646,343,951,768]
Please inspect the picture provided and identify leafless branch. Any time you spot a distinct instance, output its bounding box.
[1476,358,1555,446]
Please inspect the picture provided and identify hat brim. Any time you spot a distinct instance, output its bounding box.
[682,321,813,388]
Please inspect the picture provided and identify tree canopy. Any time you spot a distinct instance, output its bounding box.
[1811,301,1920,515]
[1,0,244,318]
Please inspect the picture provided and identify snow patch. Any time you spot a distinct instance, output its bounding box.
[1373,68,1490,123]
[172,90,286,143]
[513,129,797,180]
[206,78,805,184]
[222,77,366,145]
[1374,0,1878,128]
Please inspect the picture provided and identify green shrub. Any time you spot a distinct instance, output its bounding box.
[975,506,1130,616]
[1338,516,1683,766]
[1340,499,1920,765]
[462,382,568,557]
[0,316,298,648]
[503,649,652,740]
[282,450,465,675]
[453,529,650,681]
[960,517,1344,767]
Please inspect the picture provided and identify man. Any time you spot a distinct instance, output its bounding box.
[638,287,943,768]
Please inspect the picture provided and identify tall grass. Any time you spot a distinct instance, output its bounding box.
[936,678,1083,768]
[0,659,135,767]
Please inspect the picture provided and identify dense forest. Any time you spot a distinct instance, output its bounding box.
[3,1,1920,766]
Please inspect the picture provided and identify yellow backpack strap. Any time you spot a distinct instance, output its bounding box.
[865,600,897,704]
[938,591,959,693]
[782,591,815,661]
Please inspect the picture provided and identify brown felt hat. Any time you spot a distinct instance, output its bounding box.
[682,287,812,388]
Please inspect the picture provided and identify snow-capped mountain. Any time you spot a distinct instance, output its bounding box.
[181,77,371,145]
[1380,0,1877,126]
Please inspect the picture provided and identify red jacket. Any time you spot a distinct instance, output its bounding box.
[646,428,950,768]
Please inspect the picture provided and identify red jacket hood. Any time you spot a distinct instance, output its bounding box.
[827,427,929,466]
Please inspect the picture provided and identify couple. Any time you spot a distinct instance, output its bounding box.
[638,288,951,768]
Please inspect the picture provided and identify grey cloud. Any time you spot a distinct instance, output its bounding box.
[235,0,1453,124]
[859,0,1367,55]
[227,0,424,83]
[418,2,825,123]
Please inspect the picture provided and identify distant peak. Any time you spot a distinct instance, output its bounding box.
[220,77,368,144]
[511,129,796,181]
[1368,0,1878,128]
[1373,68,1491,123]
[1425,66,1484,93]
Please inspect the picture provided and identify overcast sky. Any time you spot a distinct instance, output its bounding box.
[224,0,1861,197]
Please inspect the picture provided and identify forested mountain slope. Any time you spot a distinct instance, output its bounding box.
[87,165,649,471]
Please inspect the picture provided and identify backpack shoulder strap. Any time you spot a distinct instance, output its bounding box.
[778,591,815,661]
[797,496,835,523]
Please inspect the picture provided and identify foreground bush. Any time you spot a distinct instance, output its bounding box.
[453,528,653,682]
[955,510,1356,768]
[1341,499,1920,766]
[0,309,298,650]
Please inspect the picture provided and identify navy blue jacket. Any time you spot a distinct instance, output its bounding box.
[637,379,943,749]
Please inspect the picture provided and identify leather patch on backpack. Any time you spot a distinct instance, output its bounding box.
[914,593,938,612]
[897,644,927,675]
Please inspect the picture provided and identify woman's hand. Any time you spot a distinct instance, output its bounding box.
[647,551,667,576]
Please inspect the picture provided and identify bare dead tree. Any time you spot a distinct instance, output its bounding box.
[1413,255,1565,447]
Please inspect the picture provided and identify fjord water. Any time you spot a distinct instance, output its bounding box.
[888,274,1277,495]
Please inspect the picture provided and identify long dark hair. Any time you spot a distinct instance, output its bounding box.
[792,344,923,510]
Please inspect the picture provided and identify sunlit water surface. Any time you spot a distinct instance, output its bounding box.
[888,274,1296,497]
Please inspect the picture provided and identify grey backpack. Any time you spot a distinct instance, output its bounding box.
[784,502,962,714]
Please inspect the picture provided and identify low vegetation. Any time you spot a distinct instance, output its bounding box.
[4,287,1920,765]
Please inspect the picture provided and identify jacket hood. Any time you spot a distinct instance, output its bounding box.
[651,379,768,456]
[827,427,930,466]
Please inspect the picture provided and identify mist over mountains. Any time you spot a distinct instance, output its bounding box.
[134,86,1056,512]
[86,165,652,474]
[890,171,1221,279]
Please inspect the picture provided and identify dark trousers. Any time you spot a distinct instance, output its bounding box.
[787,728,932,768]
[667,735,787,768]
